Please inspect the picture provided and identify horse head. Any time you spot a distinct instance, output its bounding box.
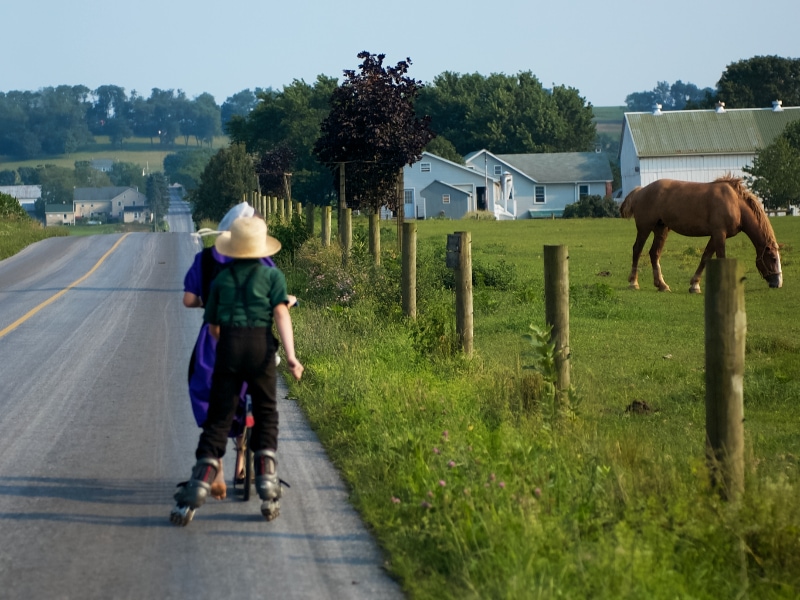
[756,244,782,288]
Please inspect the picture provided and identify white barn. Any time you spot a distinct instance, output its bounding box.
[620,101,800,200]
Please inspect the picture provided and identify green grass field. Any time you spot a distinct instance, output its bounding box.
[284,214,800,599]
[0,135,230,172]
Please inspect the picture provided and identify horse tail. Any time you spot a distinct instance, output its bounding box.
[620,187,640,219]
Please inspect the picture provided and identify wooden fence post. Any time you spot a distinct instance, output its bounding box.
[544,245,570,403]
[451,231,473,355]
[341,208,352,266]
[705,258,746,500]
[402,222,416,319]
[321,206,331,247]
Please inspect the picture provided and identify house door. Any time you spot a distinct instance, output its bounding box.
[477,187,486,211]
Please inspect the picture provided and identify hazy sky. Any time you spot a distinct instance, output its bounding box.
[3,0,798,107]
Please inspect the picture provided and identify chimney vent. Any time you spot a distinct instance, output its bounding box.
[715,101,726,113]
[653,103,663,115]
[772,100,783,112]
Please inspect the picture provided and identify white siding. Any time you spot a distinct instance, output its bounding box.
[638,154,754,188]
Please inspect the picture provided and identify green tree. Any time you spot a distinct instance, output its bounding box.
[744,129,800,210]
[717,56,800,108]
[425,136,464,164]
[163,148,215,190]
[0,170,17,185]
[0,192,29,220]
[189,143,255,222]
[221,89,268,127]
[108,161,146,190]
[37,165,76,205]
[314,52,434,213]
[74,161,112,187]
[416,71,594,155]
[228,76,338,204]
[626,80,714,111]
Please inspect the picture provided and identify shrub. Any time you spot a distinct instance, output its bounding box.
[563,194,620,218]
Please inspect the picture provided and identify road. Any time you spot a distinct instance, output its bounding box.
[0,205,404,598]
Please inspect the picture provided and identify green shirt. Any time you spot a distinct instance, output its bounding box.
[203,259,288,328]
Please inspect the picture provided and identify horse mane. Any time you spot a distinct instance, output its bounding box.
[714,175,777,245]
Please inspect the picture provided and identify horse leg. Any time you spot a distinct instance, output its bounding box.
[649,225,671,291]
[628,228,650,290]
[689,237,725,294]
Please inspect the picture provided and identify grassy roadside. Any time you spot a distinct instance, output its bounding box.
[283,216,800,599]
[0,219,69,260]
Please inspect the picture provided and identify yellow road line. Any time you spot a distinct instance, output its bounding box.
[0,233,131,340]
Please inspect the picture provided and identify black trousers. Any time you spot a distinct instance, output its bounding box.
[196,326,278,459]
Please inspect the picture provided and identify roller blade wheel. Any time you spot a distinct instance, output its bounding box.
[170,504,195,527]
[260,499,280,521]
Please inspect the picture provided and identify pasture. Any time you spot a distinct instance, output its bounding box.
[286,215,800,599]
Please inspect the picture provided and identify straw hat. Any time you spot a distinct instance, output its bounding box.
[214,217,281,258]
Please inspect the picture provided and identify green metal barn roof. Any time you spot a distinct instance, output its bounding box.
[625,106,800,157]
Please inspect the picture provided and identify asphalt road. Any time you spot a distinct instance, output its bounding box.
[0,212,404,598]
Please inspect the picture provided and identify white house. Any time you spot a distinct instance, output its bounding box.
[0,185,41,218]
[619,101,800,199]
[73,186,150,223]
[465,150,614,218]
[402,152,503,220]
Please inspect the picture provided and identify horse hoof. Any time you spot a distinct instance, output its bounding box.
[628,283,639,290]
[689,287,701,294]
[658,286,671,292]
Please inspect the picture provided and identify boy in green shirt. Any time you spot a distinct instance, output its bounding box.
[171,217,303,526]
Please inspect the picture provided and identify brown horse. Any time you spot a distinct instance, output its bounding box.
[620,176,782,293]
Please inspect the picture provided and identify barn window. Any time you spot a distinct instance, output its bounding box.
[420,163,431,172]
[535,186,546,203]
[442,194,450,204]
[494,165,502,176]
[579,184,589,199]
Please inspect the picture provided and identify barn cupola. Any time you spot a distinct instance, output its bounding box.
[772,100,783,112]
[652,103,663,115]
[715,101,726,113]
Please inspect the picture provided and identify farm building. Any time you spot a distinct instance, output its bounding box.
[619,101,800,200]
[465,150,614,219]
[0,185,41,219]
[403,150,613,220]
[45,204,75,226]
[73,186,150,223]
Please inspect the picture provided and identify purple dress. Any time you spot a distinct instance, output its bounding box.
[184,247,276,436]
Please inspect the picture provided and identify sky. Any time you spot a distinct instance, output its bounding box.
[3,0,798,108]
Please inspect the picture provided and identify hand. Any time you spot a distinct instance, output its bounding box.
[286,357,304,381]
[287,294,298,308]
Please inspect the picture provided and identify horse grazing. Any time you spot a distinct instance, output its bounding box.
[620,176,782,293]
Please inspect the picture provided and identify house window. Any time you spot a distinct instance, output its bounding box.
[494,165,502,176]
[442,194,450,204]
[420,163,431,172]
[579,184,589,199]
[535,186,546,203]
[404,190,414,204]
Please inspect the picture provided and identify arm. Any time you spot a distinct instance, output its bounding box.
[273,303,303,381]
[183,291,203,308]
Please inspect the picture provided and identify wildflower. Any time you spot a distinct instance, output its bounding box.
[490,473,496,482]
[468,424,474,431]
[433,447,440,455]
[427,490,434,498]
[498,481,506,489]
[534,487,542,499]
[438,480,446,487]
[447,460,456,469]
[463,488,470,496]
[442,430,449,440]
[391,496,401,504]
[420,501,432,509]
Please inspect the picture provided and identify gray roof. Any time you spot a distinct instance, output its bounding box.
[45,204,73,213]
[624,106,800,157]
[0,185,41,200]
[495,152,613,183]
[73,187,136,201]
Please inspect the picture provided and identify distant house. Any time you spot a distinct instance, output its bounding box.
[464,150,614,218]
[73,187,150,223]
[0,185,41,218]
[90,159,114,173]
[402,152,502,220]
[45,204,75,226]
[619,101,800,199]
